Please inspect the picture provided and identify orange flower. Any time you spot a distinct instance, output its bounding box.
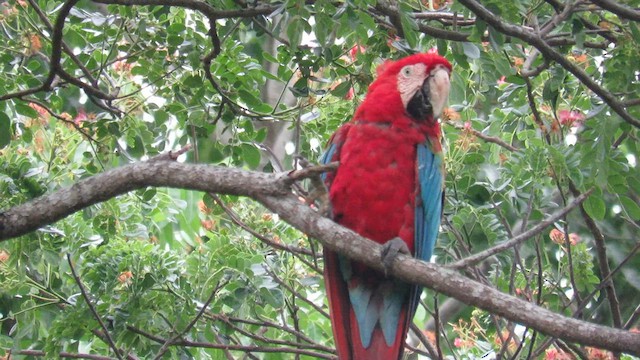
[549,229,579,245]
[422,330,436,345]
[200,219,215,231]
[28,33,41,53]
[0,250,9,263]
[117,271,133,284]
[512,57,524,68]
[25,102,50,128]
[493,330,518,352]
[545,348,575,360]
[113,59,133,73]
[586,347,614,360]
[499,153,508,164]
[441,107,460,122]
[197,200,212,215]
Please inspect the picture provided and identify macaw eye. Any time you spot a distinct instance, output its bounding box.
[401,65,412,77]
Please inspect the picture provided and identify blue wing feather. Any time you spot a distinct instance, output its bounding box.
[409,142,443,315]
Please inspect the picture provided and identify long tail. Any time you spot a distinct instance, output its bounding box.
[324,249,413,360]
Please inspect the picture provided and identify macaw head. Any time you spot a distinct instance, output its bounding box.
[354,53,452,126]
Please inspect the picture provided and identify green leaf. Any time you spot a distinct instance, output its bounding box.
[286,16,304,48]
[462,42,481,60]
[620,196,640,220]
[0,112,11,148]
[238,89,262,108]
[398,11,418,48]
[167,34,183,47]
[241,143,261,169]
[330,81,351,98]
[15,103,39,118]
[487,26,504,52]
[584,190,606,220]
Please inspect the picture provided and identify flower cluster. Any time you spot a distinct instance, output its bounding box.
[549,229,580,246]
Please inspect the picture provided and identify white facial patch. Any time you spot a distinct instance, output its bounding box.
[397,63,428,109]
[428,65,451,118]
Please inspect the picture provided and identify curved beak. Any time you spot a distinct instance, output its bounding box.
[406,67,450,123]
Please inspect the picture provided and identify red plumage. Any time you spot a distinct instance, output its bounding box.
[322,53,451,359]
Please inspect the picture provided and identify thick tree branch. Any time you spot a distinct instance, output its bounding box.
[257,191,640,356]
[0,159,286,240]
[91,0,277,20]
[589,0,640,21]
[2,161,640,355]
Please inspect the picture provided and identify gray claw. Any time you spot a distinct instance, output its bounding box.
[380,237,410,277]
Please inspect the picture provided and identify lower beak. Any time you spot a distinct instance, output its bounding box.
[406,80,433,122]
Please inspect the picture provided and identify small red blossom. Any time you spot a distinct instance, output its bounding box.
[113,59,133,74]
[201,219,215,231]
[558,110,585,127]
[73,109,97,125]
[586,347,614,360]
[545,348,575,360]
[344,87,355,100]
[348,45,365,61]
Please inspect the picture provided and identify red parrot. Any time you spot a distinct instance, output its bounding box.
[321,53,452,359]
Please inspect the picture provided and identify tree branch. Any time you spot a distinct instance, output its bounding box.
[449,189,593,269]
[67,254,124,360]
[457,0,640,129]
[589,0,640,21]
[2,160,640,355]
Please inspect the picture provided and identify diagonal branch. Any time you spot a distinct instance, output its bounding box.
[67,254,124,360]
[2,158,640,355]
[449,189,593,269]
[256,191,640,356]
[457,0,640,129]
[589,0,640,21]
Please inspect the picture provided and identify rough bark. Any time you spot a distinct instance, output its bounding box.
[2,160,640,356]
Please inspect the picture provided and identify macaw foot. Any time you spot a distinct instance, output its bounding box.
[380,237,410,277]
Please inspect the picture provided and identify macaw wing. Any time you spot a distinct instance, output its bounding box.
[409,141,444,316]
[320,122,352,186]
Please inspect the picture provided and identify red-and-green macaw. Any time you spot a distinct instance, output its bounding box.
[321,53,452,359]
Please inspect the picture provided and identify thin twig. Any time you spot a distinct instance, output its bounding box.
[449,189,593,269]
[152,280,227,359]
[66,254,124,360]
